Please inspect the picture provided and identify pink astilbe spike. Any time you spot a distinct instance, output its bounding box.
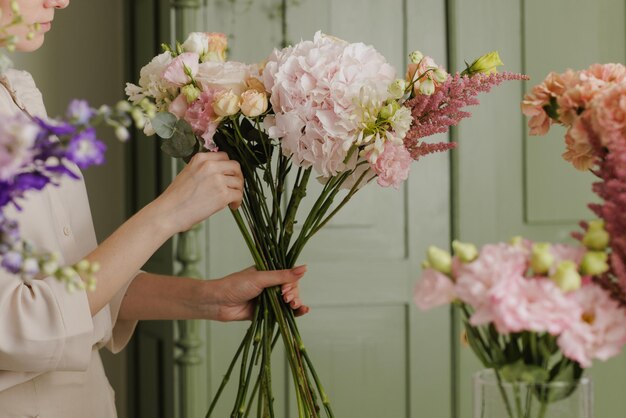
[403,72,529,158]
[404,140,457,160]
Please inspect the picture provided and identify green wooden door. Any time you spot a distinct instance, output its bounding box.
[200,1,453,417]
[126,0,626,417]
[450,0,626,417]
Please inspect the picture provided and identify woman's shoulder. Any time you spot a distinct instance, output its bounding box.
[0,68,47,117]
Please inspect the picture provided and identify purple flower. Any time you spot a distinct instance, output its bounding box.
[66,128,106,169]
[67,100,95,125]
[1,250,22,274]
[35,117,76,137]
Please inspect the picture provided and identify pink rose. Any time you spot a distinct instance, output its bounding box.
[414,268,456,310]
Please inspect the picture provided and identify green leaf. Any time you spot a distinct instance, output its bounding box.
[160,119,198,158]
[151,112,178,139]
[534,360,583,403]
[499,359,549,384]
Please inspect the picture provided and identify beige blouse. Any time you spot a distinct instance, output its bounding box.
[0,69,138,418]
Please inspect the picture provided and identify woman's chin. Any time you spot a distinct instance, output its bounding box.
[16,36,45,52]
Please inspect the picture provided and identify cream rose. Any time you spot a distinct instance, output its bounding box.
[240,90,268,117]
[212,90,241,117]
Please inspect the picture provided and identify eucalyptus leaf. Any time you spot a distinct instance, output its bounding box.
[151,112,178,139]
[160,128,198,158]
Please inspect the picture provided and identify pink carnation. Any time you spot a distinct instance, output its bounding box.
[590,82,626,147]
[489,276,581,335]
[558,284,626,368]
[371,142,412,189]
[455,243,528,324]
[184,89,221,151]
[522,70,576,135]
[562,117,597,171]
[413,268,456,310]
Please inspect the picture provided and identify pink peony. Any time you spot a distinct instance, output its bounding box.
[455,243,528,324]
[162,52,200,87]
[414,268,456,310]
[263,31,396,177]
[489,276,582,335]
[558,284,626,368]
[184,89,221,151]
[371,142,412,189]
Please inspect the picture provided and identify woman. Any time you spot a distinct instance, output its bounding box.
[0,0,308,417]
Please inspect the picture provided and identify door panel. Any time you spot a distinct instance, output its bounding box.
[202,1,453,418]
[452,0,626,417]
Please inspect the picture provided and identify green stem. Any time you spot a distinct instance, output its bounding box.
[281,291,334,418]
[536,400,548,418]
[231,306,261,418]
[206,330,249,418]
[230,209,268,270]
[495,371,517,418]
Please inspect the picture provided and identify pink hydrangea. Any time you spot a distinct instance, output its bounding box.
[184,89,221,151]
[562,117,597,171]
[455,243,528,324]
[489,276,582,335]
[371,142,412,189]
[558,284,626,368]
[263,31,396,177]
[413,268,456,310]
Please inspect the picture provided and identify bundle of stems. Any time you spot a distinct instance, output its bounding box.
[461,306,583,418]
[205,116,372,418]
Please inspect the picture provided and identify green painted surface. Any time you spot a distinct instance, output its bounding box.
[451,0,626,417]
[201,1,452,417]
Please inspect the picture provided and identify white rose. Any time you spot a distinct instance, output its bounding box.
[182,32,209,55]
[196,61,256,95]
[212,90,241,117]
[240,90,268,117]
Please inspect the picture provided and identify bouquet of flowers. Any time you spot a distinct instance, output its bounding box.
[415,238,626,417]
[414,63,626,418]
[0,98,147,289]
[522,63,626,296]
[127,31,526,417]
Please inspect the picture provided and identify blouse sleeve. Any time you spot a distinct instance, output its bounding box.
[104,271,142,354]
[0,272,94,373]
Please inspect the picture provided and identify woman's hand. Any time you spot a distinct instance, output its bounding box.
[153,151,244,234]
[205,265,310,322]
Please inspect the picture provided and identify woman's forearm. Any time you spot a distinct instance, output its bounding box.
[84,201,176,316]
[116,272,219,321]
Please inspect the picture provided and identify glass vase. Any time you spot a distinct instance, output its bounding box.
[473,369,593,418]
